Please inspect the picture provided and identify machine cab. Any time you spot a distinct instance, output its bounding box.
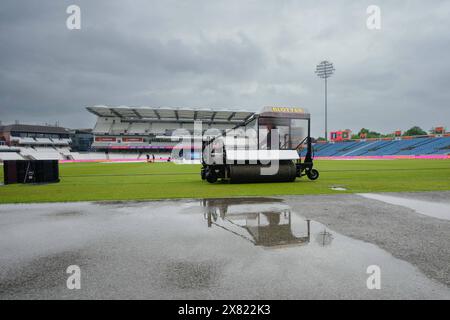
[255,106,310,151]
[201,106,318,183]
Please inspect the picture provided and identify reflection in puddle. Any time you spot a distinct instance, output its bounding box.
[358,193,450,221]
[163,260,222,289]
[1,198,449,299]
[316,229,334,247]
[202,199,312,248]
[331,186,347,191]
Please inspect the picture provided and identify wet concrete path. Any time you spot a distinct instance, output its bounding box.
[0,193,449,299]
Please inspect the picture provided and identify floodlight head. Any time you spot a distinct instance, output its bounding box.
[315,61,335,79]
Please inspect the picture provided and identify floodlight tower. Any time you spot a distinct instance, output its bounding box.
[315,61,335,141]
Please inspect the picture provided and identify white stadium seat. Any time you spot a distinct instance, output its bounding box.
[93,118,113,133]
[0,152,24,161]
[129,122,149,134]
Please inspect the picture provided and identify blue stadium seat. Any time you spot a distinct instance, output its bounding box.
[308,136,450,157]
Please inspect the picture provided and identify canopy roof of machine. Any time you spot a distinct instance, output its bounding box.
[258,106,310,119]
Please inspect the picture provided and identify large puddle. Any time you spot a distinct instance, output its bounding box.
[0,198,448,299]
[358,193,450,221]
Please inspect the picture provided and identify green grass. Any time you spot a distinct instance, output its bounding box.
[0,160,449,203]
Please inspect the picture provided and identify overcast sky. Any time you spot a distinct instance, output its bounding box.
[0,0,449,137]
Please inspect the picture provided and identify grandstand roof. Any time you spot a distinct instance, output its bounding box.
[86,106,255,123]
[0,124,69,134]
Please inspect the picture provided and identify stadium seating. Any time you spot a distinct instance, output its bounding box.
[151,122,180,134]
[0,152,24,161]
[93,118,113,133]
[151,141,179,147]
[129,122,150,134]
[309,136,450,157]
[51,138,72,145]
[110,121,130,135]
[20,147,64,160]
[56,147,72,156]
[34,138,53,145]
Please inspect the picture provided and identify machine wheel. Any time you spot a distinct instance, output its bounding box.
[206,172,218,183]
[307,169,319,180]
[201,168,206,180]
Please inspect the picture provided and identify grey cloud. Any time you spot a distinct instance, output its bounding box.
[0,0,449,137]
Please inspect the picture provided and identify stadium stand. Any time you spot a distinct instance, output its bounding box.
[0,124,72,162]
[0,152,24,160]
[19,147,61,160]
[307,136,450,157]
[93,119,112,134]
[0,144,23,161]
[0,108,448,162]
[129,122,149,134]
[86,106,254,160]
